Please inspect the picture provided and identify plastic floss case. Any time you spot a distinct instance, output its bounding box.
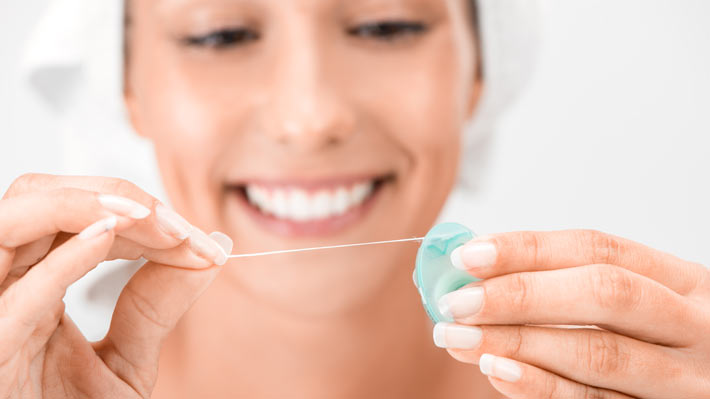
[413,222,480,323]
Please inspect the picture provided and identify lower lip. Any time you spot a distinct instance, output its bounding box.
[227,183,384,238]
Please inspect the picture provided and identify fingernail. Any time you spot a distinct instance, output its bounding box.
[438,287,484,319]
[432,322,482,349]
[479,354,522,382]
[79,216,117,240]
[209,231,233,266]
[155,204,192,240]
[188,228,230,266]
[98,194,151,219]
[451,241,497,270]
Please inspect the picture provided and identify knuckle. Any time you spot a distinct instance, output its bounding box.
[541,371,563,398]
[97,339,152,399]
[517,231,547,267]
[588,265,640,313]
[101,178,157,208]
[102,178,140,196]
[579,229,622,265]
[507,272,535,314]
[580,385,609,399]
[689,262,710,295]
[50,187,84,203]
[540,365,611,399]
[5,173,50,198]
[505,325,526,359]
[123,284,171,331]
[578,331,629,376]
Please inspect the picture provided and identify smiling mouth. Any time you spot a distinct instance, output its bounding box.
[226,174,394,236]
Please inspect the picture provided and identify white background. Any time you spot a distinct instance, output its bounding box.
[2,0,709,267]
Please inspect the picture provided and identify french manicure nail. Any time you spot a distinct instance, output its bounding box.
[479,354,522,382]
[189,228,220,265]
[438,287,484,319]
[451,241,497,270]
[432,322,482,349]
[98,194,151,219]
[155,204,192,240]
[189,228,232,266]
[209,231,233,266]
[79,216,117,240]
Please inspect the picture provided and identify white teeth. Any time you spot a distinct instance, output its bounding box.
[272,190,287,219]
[351,182,373,204]
[245,181,376,222]
[333,188,349,215]
[289,189,310,221]
[311,191,331,219]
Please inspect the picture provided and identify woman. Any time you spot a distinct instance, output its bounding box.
[3,0,709,397]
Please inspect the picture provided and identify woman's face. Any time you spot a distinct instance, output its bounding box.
[125,0,480,317]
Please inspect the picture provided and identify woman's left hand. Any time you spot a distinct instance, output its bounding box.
[432,230,710,398]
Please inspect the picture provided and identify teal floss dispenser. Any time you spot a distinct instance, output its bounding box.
[414,223,480,323]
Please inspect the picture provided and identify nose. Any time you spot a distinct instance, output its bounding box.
[260,28,356,152]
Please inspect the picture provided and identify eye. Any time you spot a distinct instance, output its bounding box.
[182,28,260,49]
[347,21,428,41]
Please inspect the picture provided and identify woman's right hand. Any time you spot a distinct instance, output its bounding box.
[0,174,232,398]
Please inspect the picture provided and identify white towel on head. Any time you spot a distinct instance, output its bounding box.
[21,0,164,199]
[19,0,540,340]
[462,0,540,192]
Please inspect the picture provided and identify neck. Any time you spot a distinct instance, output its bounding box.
[153,263,492,398]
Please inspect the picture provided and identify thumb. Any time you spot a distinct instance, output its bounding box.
[96,231,232,396]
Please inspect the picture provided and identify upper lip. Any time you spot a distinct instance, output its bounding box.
[225,173,395,192]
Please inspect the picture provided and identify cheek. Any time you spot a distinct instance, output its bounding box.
[404,42,467,168]
[349,34,466,198]
[130,49,242,224]
[128,27,246,164]
[137,68,223,162]
[392,40,467,229]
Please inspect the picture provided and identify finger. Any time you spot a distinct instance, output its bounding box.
[104,236,214,269]
[96,232,232,396]
[475,353,635,399]
[18,301,65,364]
[5,173,157,202]
[11,235,57,269]
[0,217,117,350]
[13,233,74,273]
[0,188,147,248]
[0,187,220,269]
[439,264,699,346]
[4,174,194,250]
[437,324,686,399]
[451,230,706,295]
[99,225,229,268]
[11,224,223,273]
[0,246,14,284]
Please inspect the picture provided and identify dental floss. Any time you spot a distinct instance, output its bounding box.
[223,223,476,325]
[227,237,426,259]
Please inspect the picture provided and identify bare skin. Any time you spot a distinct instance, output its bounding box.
[1,0,708,398]
[0,175,232,398]
[124,0,491,396]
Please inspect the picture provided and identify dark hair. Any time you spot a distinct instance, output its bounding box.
[468,0,484,81]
